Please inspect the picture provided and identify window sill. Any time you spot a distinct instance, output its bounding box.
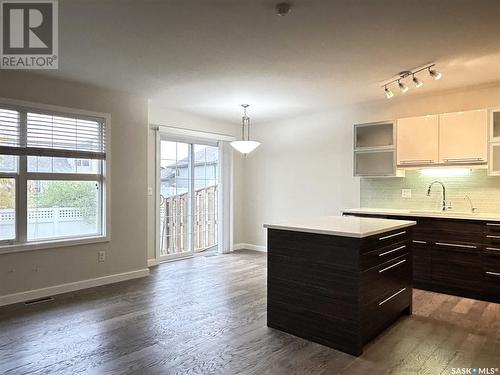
[0,235,110,255]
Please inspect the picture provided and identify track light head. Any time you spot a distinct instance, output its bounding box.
[428,67,442,80]
[412,75,423,88]
[384,86,394,99]
[398,80,409,93]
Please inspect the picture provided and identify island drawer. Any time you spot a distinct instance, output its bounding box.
[360,229,411,253]
[360,240,409,271]
[361,286,411,343]
[360,254,411,306]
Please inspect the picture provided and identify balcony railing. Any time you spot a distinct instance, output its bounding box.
[160,185,218,256]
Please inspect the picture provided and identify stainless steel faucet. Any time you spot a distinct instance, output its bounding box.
[427,180,451,212]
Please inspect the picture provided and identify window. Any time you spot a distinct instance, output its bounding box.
[0,104,107,247]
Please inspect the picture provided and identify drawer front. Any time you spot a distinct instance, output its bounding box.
[360,229,410,254]
[431,245,481,293]
[484,222,500,236]
[360,240,409,271]
[482,251,500,302]
[484,234,500,247]
[361,286,411,343]
[361,254,411,305]
[413,219,483,244]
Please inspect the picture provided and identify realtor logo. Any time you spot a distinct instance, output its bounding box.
[1,0,58,69]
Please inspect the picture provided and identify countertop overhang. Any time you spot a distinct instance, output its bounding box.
[342,208,500,222]
[263,215,416,238]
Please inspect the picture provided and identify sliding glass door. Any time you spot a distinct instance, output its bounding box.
[158,138,218,261]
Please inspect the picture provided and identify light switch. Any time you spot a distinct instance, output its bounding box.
[402,189,412,198]
[147,187,153,196]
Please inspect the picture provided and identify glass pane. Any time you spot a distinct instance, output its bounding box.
[27,180,100,241]
[0,155,18,173]
[0,178,15,241]
[28,156,101,174]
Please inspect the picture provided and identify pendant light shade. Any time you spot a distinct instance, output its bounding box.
[230,104,261,155]
[230,140,261,154]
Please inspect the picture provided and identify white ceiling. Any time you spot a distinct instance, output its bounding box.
[40,0,500,123]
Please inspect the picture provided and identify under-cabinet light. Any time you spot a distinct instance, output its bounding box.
[420,168,471,177]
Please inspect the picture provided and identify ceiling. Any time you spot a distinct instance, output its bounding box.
[39,0,500,123]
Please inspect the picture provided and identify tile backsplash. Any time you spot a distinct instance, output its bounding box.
[360,169,500,213]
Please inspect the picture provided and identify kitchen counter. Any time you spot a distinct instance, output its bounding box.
[341,208,500,222]
[265,216,415,356]
[263,215,416,238]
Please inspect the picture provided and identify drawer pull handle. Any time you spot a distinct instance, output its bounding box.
[379,288,407,306]
[412,240,427,244]
[379,259,406,273]
[486,271,500,277]
[379,245,406,257]
[435,242,477,249]
[379,231,406,241]
[444,157,484,163]
[486,235,500,239]
[486,223,500,226]
[400,160,434,164]
[486,247,500,252]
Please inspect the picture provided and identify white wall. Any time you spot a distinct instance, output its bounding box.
[0,71,149,298]
[146,103,241,260]
[240,109,361,247]
[240,81,500,248]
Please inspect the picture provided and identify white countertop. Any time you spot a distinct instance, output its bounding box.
[263,215,416,238]
[341,208,500,222]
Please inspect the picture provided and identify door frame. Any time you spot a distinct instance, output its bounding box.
[154,126,234,262]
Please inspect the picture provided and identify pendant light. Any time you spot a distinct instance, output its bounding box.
[230,104,261,155]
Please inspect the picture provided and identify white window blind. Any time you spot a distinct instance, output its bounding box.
[0,108,20,147]
[0,106,106,160]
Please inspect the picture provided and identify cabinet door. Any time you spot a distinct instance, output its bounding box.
[397,115,439,165]
[439,109,488,164]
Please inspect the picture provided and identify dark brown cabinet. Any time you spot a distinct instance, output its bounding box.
[267,227,412,356]
[345,213,500,303]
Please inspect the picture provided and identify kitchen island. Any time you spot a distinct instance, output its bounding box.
[264,216,416,356]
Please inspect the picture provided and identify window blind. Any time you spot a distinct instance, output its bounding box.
[0,108,20,147]
[0,106,106,160]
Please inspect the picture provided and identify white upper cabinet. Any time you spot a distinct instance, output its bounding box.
[397,115,439,166]
[438,109,488,164]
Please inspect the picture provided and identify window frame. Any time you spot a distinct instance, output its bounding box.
[0,97,111,254]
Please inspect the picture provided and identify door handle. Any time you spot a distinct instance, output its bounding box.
[486,223,500,226]
[435,242,477,249]
[379,259,406,273]
[379,245,406,257]
[412,240,427,244]
[379,288,407,306]
[486,235,500,239]
[379,231,406,241]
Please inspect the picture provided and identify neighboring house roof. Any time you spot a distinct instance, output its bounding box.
[160,146,218,182]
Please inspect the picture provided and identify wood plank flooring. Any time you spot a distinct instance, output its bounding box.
[0,250,499,374]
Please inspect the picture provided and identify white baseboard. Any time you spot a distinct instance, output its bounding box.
[234,243,267,252]
[148,259,160,267]
[0,268,150,307]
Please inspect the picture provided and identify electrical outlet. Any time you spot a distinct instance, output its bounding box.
[402,189,412,198]
[98,251,106,263]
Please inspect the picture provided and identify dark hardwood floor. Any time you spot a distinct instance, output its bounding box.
[0,250,499,375]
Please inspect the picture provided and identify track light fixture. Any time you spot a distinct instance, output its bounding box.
[398,80,409,93]
[428,67,442,80]
[381,64,441,99]
[412,74,423,88]
[384,85,394,99]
